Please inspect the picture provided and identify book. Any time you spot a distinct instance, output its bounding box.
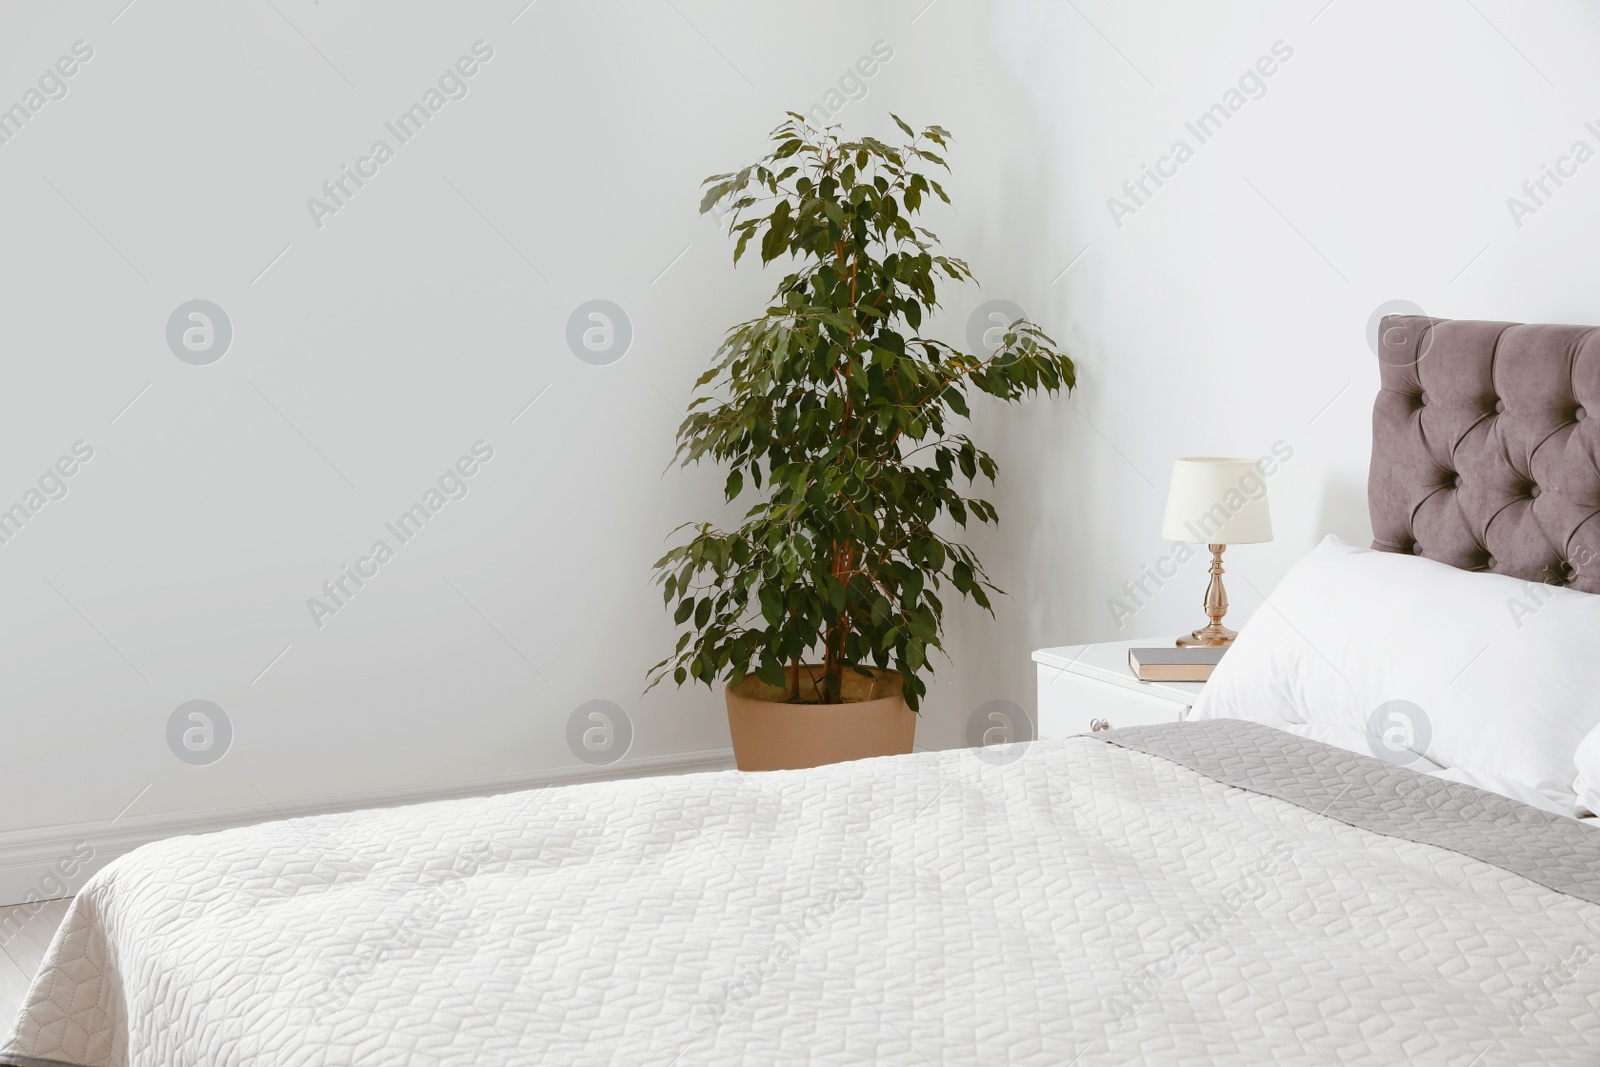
[1127,646,1226,682]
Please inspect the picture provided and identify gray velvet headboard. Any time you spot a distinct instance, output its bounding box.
[1371,315,1600,593]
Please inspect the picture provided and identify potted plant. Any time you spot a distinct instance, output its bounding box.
[649,114,1075,771]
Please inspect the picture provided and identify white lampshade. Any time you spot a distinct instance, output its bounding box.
[1160,457,1273,545]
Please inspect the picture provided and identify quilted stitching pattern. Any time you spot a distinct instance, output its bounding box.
[4,734,1600,1066]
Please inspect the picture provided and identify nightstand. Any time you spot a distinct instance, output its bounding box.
[1032,638,1206,739]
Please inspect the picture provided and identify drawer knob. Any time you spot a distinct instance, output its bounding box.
[1090,718,1112,732]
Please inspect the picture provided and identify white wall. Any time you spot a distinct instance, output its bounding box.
[3,0,1599,901]
[865,0,1600,750]
[0,0,893,901]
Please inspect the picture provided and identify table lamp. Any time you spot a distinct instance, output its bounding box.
[1160,457,1273,647]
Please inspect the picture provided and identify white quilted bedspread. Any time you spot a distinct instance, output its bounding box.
[6,736,1600,1066]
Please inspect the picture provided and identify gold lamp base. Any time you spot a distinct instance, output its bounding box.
[1177,543,1237,648]
[1177,622,1236,648]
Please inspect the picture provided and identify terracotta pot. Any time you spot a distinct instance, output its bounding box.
[725,665,915,771]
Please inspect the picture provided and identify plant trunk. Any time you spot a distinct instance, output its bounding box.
[822,540,856,703]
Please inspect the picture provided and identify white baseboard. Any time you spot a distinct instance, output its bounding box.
[0,748,736,909]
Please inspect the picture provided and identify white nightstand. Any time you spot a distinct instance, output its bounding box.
[1032,638,1206,739]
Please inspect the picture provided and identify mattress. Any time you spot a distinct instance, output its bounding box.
[5,719,1600,1066]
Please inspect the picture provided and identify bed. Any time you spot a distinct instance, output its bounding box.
[6,315,1600,1065]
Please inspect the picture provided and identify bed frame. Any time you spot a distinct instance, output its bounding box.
[1370,315,1600,594]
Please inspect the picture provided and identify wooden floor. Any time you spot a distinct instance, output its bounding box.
[0,898,72,1039]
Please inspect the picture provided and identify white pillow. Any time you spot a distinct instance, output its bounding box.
[1573,727,1600,816]
[1190,535,1600,809]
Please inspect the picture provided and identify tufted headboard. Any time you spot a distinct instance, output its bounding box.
[1371,315,1600,593]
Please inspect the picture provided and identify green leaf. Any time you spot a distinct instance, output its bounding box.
[759,584,783,626]
[756,658,787,688]
[952,561,973,593]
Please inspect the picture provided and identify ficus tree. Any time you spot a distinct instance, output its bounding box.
[649,114,1075,712]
